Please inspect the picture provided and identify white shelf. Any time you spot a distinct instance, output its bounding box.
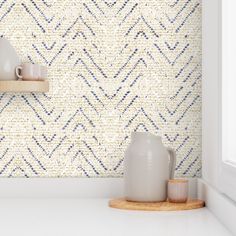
[0,80,49,92]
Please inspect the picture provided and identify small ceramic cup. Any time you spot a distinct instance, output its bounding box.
[16,63,39,81]
[39,65,47,80]
[168,179,188,203]
[16,63,47,81]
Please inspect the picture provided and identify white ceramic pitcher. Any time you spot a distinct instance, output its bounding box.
[0,38,20,80]
[124,132,176,202]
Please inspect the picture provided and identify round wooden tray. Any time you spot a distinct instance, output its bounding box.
[109,198,205,211]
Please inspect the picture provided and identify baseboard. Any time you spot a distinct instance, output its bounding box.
[0,177,198,199]
[198,178,236,235]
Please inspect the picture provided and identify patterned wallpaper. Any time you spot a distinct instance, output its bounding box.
[0,0,201,177]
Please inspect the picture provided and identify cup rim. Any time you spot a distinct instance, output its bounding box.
[21,62,34,66]
[168,179,188,183]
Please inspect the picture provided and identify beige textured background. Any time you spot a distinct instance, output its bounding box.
[0,0,201,177]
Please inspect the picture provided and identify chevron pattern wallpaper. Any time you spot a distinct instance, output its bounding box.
[0,0,201,177]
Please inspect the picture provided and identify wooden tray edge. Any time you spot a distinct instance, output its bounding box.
[109,198,205,211]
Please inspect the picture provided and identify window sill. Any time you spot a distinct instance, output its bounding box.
[198,178,236,235]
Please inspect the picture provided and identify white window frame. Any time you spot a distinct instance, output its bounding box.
[219,0,236,201]
[202,0,236,202]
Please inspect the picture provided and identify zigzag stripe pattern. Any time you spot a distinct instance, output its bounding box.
[0,0,201,177]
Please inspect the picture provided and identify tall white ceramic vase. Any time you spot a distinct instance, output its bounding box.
[124,132,176,202]
[0,38,20,80]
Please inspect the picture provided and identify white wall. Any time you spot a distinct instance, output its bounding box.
[202,0,221,188]
[0,178,197,198]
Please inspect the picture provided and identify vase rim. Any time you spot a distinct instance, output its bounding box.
[131,132,161,141]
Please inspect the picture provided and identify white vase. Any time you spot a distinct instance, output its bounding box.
[124,132,176,202]
[0,38,20,80]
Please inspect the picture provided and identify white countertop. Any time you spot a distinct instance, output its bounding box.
[0,198,232,236]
